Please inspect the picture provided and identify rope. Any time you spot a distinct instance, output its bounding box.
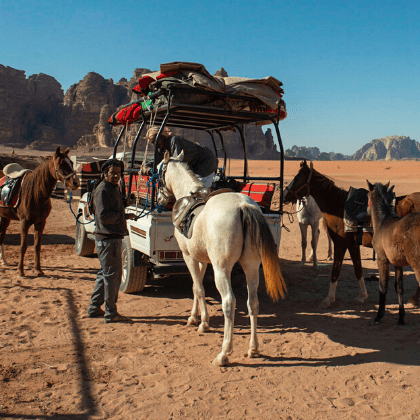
[132,169,165,220]
[68,190,95,225]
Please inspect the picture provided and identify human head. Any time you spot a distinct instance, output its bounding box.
[145,126,172,145]
[101,159,124,185]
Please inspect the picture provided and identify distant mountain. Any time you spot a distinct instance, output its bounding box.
[285,145,352,161]
[352,136,420,161]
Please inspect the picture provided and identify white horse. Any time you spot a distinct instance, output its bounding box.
[296,196,333,267]
[157,152,286,366]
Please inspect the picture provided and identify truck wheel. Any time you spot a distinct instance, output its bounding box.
[75,222,95,256]
[120,236,148,294]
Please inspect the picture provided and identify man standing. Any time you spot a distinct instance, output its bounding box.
[87,159,137,323]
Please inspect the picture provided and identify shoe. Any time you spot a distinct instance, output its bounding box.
[104,313,134,324]
[88,308,105,318]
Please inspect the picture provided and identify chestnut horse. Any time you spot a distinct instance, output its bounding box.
[368,181,420,325]
[0,147,80,277]
[283,160,420,308]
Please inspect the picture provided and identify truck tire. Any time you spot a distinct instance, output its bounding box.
[120,236,148,294]
[75,222,95,256]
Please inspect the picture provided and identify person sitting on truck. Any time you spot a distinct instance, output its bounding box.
[145,126,218,188]
[87,159,137,324]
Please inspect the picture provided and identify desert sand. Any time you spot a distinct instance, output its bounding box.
[1,151,420,419]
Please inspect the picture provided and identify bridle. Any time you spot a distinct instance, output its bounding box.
[156,160,174,206]
[53,156,77,183]
[286,168,313,201]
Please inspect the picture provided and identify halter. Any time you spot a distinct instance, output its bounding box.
[53,156,77,183]
[286,168,313,201]
[156,160,174,206]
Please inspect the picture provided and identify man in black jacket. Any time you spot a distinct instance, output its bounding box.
[87,159,137,323]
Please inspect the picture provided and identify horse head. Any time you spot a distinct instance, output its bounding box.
[367,180,397,220]
[52,147,80,191]
[283,159,314,204]
[156,150,182,206]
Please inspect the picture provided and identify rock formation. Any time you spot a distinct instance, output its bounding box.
[352,136,420,160]
[0,63,280,159]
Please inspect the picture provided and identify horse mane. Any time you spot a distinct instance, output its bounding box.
[310,167,347,199]
[171,159,204,191]
[372,183,400,221]
[21,156,55,202]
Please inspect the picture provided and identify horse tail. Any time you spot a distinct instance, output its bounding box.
[241,205,287,301]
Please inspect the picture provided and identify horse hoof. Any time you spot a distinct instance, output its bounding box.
[408,298,420,307]
[36,272,45,277]
[374,318,381,325]
[354,296,367,304]
[187,317,199,327]
[248,348,259,358]
[212,353,228,366]
[198,323,210,333]
[320,299,331,309]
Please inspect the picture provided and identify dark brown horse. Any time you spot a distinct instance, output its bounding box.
[367,181,420,325]
[283,160,420,308]
[0,147,80,277]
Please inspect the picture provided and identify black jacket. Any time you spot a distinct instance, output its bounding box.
[93,180,128,240]
[157,136,218,178]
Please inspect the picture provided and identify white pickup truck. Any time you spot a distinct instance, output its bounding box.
[75,87,285,293]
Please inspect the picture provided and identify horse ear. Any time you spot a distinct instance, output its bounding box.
[309,161,314,169]
[163,150,170,163]
[64,147,70,155]
[366,180,374,191]
[301,159,307,168]
[55,146,61,156]
[387,185,395,195]
[177,150,185,162]
[384,181,390,189]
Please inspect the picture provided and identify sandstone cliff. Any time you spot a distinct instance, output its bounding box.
[352,136,420,160]
[0,64,281,159]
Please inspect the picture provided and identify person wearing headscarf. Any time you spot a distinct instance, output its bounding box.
[145,126,218,187]
[87,159,137,323]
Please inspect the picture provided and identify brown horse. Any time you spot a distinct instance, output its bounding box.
[367,181,420,325]
[283,160,420,308]
[0,147,80,277]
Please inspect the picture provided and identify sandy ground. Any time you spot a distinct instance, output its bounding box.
[2,152,420,419]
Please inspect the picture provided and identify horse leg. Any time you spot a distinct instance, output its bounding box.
[348,242,368,304]
[407,268,420,306]
[321,244,347,308]
[17,220,31,277]
[308,221,320,268]
[183,255,209,332]
[374,256,390,324]
[0,217,11,266]
[33,220,46,276]
[394,266,405,325]
[240,256,260,358]
[324,219,333,262]
[212,265,236,366]
[299,223,308,267]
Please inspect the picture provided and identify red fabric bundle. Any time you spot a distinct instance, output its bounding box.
[108,103,142,126]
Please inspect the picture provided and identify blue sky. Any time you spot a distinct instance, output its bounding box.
[1,0,419,155]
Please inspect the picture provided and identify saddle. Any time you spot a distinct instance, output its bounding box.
[344,187,373,244]
[172,188,233,238]
[0,174,28,208]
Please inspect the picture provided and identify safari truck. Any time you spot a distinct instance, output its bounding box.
[75,77,286,294]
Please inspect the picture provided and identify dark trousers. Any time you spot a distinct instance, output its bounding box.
[88,238,122,321]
